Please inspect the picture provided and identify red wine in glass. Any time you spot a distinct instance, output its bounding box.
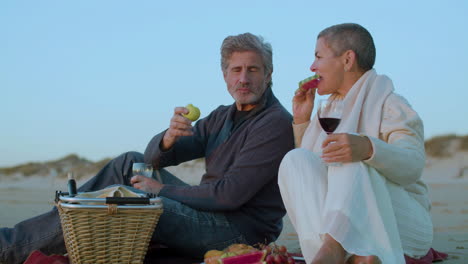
[318,117,341,134]
[317,99,344,134]
[317,99,344,166]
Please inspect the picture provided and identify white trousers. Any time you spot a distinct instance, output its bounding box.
[278,149,432,264]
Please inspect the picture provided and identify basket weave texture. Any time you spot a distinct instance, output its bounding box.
[57,203,162,264]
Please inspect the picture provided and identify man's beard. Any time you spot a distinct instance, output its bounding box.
[230,82,266,105]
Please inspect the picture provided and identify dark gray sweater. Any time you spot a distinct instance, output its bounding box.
[144,89,294,244]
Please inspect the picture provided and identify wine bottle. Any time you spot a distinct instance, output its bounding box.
[67,172,77,197]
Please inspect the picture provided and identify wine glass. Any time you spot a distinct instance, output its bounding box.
[132,163,153,178]
[317,99,344,166]
[317,99,343,134]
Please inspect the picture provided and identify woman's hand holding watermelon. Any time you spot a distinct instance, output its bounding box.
[293,75,320,125]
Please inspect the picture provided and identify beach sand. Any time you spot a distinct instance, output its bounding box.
[1,170,467,263]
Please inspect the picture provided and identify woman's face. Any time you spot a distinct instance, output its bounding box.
[310,37,346,96]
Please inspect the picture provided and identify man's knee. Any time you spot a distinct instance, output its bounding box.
[122,151,144,161]
[105,151,145,178]
[115,151,145,165]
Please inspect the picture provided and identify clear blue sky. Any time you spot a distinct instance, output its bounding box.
[1,0,467,167]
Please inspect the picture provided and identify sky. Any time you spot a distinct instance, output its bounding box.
[1,0,467,167]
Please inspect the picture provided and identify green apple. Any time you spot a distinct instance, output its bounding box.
[182,104,201,121]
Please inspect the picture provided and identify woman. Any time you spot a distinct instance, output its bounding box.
[278,23,433,264]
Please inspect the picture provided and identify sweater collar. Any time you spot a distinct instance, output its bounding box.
[227,87,276,131]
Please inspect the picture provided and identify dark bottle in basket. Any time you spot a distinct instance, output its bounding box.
[67,172,77,197]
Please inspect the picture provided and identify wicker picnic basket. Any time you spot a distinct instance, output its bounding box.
[55,191,163,264]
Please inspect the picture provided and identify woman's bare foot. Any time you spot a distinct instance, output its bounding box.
[311,234,346,264]
[346,255,382,264]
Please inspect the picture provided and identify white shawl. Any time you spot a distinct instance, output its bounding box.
[301,69,393,149]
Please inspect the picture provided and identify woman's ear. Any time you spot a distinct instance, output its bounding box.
[342,50,357,72]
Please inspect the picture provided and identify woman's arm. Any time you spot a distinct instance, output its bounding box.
[293,121,310,147]
[364,93,426,186]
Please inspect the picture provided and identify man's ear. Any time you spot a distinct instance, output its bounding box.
[265,70,272,84]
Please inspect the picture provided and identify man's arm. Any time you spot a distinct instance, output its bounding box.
[158,113,294,211]
[144,120,207,169]
[144,106,210,169]
[160,107,194,151]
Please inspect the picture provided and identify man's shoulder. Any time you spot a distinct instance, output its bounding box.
[247,102,292,134]
[264,101,293,122]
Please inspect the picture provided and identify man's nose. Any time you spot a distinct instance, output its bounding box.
[239,70,250,85]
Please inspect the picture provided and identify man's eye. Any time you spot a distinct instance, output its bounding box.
[249,67,259,72]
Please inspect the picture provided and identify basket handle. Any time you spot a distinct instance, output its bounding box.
[105,197,151,205]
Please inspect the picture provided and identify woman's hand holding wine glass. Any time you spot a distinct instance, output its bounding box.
[317,99,344,166]
[317,99,373,164]
[321,133,374,163]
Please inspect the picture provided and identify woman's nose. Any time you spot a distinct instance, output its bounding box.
[310,60,317,72]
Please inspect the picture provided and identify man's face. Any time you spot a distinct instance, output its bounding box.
[223,51,271,111]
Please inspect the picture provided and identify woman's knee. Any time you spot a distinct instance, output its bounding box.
[278,148,326,187]
[281,148,308,166]
[280,149,321,173]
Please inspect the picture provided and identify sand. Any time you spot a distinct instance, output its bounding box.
[1,165,467,263]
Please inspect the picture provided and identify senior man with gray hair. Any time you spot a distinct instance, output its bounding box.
[0,33,294,263]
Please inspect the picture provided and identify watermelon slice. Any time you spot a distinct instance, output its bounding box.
[220,250,266,264]
[297,74,320,92]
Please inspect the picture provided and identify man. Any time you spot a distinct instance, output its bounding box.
[0,33,294,263]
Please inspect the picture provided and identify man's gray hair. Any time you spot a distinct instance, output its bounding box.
[318,23,376,71]
[221,33,273,88]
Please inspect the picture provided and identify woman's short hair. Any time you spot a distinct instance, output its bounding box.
[318,23,376,71]
[221,33,273,88]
